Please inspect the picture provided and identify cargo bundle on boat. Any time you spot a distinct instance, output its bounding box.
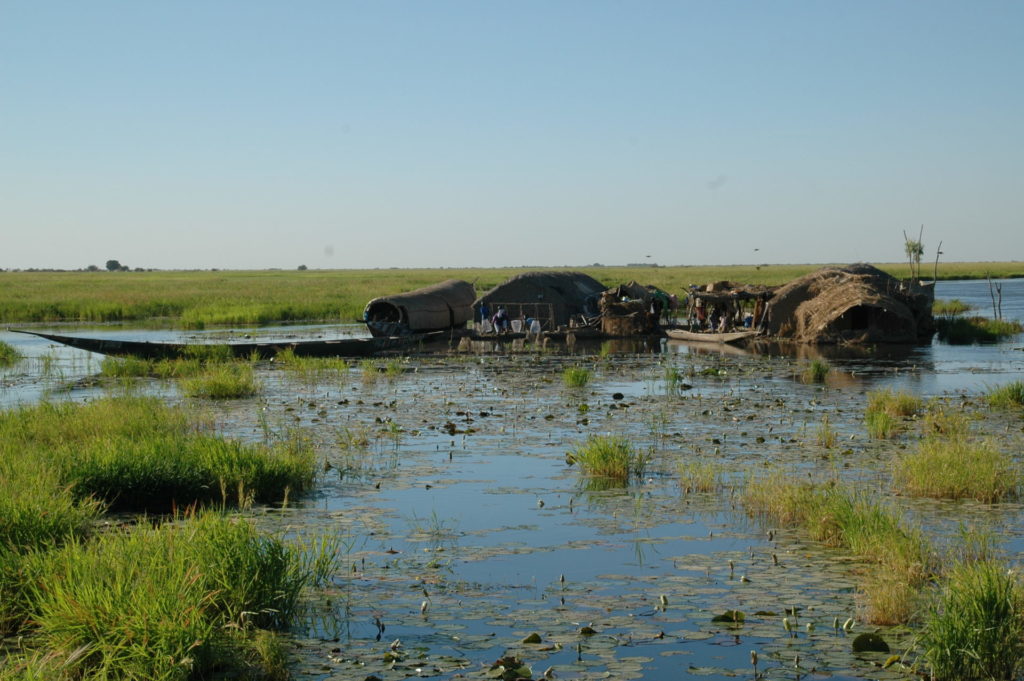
[598,281,673,336]
[763,263,934,344]
[473,271,604,333]
[363,279,476,338]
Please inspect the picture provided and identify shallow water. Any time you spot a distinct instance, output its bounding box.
[1,279,1023,680]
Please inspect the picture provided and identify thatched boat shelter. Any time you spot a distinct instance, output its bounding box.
[764,264,934,344]
[474,271,605,331]
[363,279,476,337]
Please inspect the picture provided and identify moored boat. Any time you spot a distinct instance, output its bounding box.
[9,329,427,360]
[664,328,761,344]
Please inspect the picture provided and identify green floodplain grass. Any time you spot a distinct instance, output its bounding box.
[0,397,333,680]
[2,261,1023,326]
[0,396,315,513]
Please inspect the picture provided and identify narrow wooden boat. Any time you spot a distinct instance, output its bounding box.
[9,329,426,360]
[664,328,761,344]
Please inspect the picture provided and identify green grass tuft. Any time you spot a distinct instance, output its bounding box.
[23,512,338,681]
[932,298,972,316]
[0,340,21,366]
[569,435,647,484]
[801,359,830,383]
[562,366,592,388]
[865,410,898,439]
[987,380,1024,410]
[893,437,1019,503]
[923,560,1024,681]
[181,362,260,399]
[678,460,721,493]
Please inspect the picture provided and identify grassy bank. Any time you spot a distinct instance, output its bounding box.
[0,396,315,513]
[0,396,332,679]
[2,262,1022,326]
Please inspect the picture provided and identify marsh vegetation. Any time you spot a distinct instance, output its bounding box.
[1,276,1023,681]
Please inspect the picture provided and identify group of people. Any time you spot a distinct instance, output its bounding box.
[692,296,765,332]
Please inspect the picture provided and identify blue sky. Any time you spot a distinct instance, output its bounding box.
[2,1,1021,270]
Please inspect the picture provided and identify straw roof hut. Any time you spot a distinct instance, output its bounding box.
[764,264,934,344]
[474,271,605,330]
[364,279,476,337]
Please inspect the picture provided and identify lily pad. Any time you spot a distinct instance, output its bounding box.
[710,610,746,624]
[851,632,890,653]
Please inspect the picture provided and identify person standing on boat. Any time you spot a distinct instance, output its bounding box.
[491,307,510,333]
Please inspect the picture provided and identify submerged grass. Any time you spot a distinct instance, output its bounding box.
[893,437,1019,503]
[569,435,647,484]
[743,474,931,624]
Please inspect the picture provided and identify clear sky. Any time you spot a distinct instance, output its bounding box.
[2,1,1021,270]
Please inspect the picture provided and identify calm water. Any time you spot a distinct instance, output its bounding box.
[1,279,1023,680]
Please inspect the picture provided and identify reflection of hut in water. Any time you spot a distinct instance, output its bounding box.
[764,264,934,344]
[474,272,605,332]
[363,279,476,337]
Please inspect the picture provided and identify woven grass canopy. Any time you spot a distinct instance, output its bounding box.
[364,279,476,335]
[475,271,605,328]
[764,263,933,344]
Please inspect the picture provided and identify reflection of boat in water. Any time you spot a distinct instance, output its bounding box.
[665,339,753,357]
[664,328,760,344]
[10,329,425,360]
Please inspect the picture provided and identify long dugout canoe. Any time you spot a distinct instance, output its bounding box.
[9,329,424,360]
